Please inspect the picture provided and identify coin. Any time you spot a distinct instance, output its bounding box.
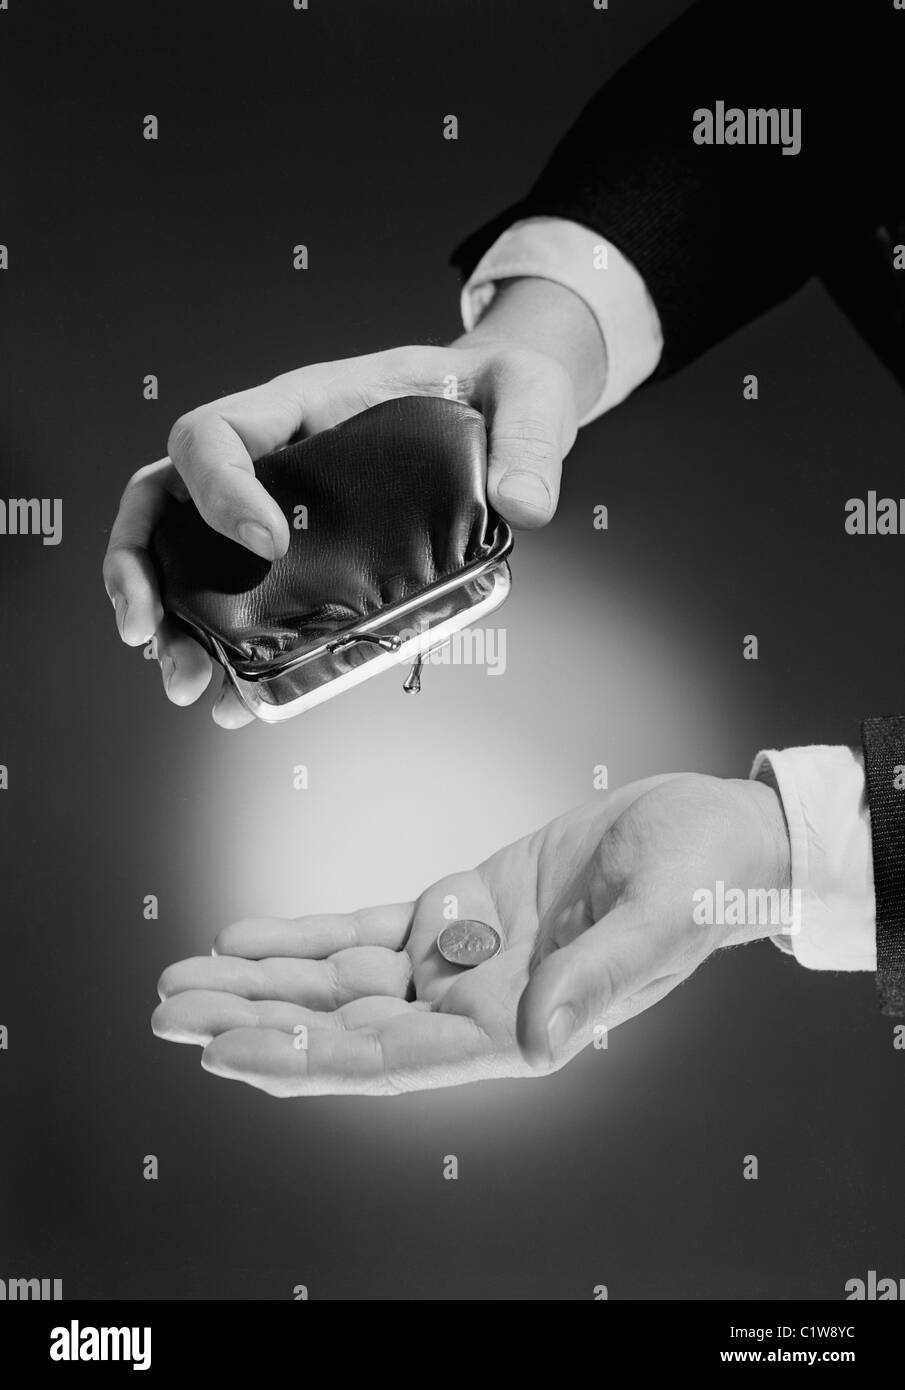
[436,919,502,968]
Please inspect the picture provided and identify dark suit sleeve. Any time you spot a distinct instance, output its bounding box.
[862,719,905,1015]
[451,0,901,379]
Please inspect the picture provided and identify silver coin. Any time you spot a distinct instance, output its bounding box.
[436,919,502,968]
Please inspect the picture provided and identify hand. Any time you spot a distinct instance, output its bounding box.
[103,278,606,728]
[152,773,791,1096]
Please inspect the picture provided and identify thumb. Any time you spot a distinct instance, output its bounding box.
[483,374,573,529]
[516,901,690,1070]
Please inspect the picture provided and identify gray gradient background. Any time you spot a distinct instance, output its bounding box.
[1,0,904,1299]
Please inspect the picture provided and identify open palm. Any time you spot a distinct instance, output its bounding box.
[152,773,787,1095]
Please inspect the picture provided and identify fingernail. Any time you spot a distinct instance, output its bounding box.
[160,655,175,690]
[546,1005,576,1063]
[497,472,553,516]
[114,594,129,639]
[236,521,275,560]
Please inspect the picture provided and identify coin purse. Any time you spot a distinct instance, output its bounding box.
[151,395,513,722]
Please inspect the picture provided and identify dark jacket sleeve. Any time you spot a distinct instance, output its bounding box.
[862,719,905,1016]
[451,0,901,380]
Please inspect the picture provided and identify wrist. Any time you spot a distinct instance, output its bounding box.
[452,276,607,421]
[720,778,794,947]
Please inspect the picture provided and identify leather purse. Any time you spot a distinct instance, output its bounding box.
[151,395,513,721]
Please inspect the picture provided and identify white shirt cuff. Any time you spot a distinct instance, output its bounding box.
[751,746,876,971]
[459,216,664,426]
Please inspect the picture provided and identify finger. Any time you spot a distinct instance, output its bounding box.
[155,616,213,707]
[103,462,176,645]
[475,358,570,529]
[152,988,423,1046]
[167,384,303,560]
[211,674,255,729]
[157,947,413,1009]
[154,990,312,1044]
[201,1008,490,1097]
[516,898,705,1070]
[213,903,414,959]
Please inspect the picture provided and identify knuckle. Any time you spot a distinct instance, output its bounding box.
[191,465,233,528]
[365,1074,402,1098]
[376,344,435,381]
[394,950,414,995]
[166,411,201,462]
[681,914,720,965]
[364,1031,401,1097]
[111,471,148,520]
[326,956,345,1008]
[506,435,558,472]
[596,822,636,894]
[110,459,176,534]
[101,552,122,587]
[492,418,560,475]
[504,414,558,448]
[489,341,570,389]
[126,460,166,490]
[593,956,625,1012]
